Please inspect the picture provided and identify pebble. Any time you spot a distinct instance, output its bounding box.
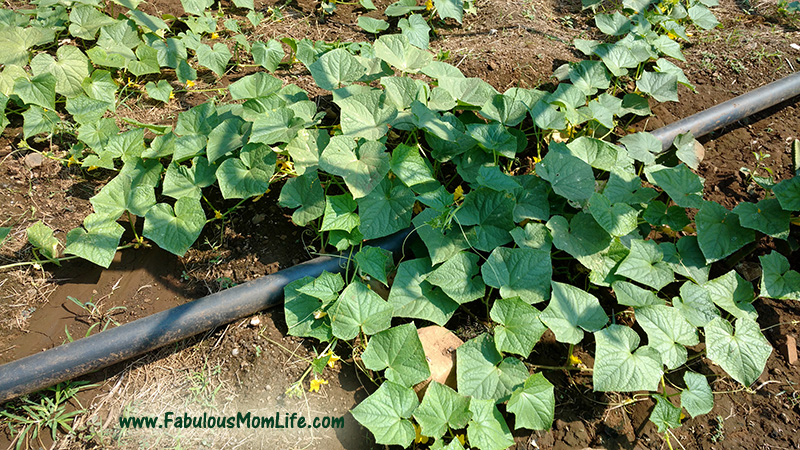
[782,335,797,365]
[24,153,44,168]
[232,348,239,356]
[249,316,261,327]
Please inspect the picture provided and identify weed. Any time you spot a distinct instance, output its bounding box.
[436,49,451,61]
[0,381,90,450]
[710,415,725,443]
[67,296,127,333]
[699,51,718,71]
[216,276,236,290]
[187,362,223,408]
[560,15,575,28]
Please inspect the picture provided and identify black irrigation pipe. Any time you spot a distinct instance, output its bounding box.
[2,70,800,404]
[650,70,800,152]
[0,230,412,404]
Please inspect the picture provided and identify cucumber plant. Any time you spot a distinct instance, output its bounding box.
[0,0,798,449]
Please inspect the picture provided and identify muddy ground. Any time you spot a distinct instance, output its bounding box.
[1,0,800,449]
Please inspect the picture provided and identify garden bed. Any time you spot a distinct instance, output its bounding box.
[1,0,800,449]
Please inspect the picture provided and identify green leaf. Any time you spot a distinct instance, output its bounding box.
[467,122,519,159]
[385,0,425,16]
[595,11,631,36]
[162,157,215,200]
[278,172,325,226]
[650,395,681,432]
[688,4,719,30]
[357,16,390,34]
[456,334,528,402]
[81,69,117,106]
[617,240,675,291]
[27,221,59,260]
[308,48,366,91]
[568,60,611,96]
[216,143,276,199]
[320,136,390,198]
[681,371,713,418]
[645,164,704,209]
[357,177,415,239]
[22,106,60,140]
[663,236,710,284]
[360,0,377,9]
[351,381,418,447]
[705,317,772,386]
[145,80,173,103]
[637,71,679,102]
[507,373,555,431]
[30,46,90,98]
[388,258,459,326]
[696,201,755,263]
[702,270,757,320]
[733,198,791,240]
[129,9,169,33]
[618,132,660,165]
[355,246,393,284]
[675,281,720,327]
[90,174,155,219]
[547,213,612,272]
[512,175,550,222]
[228,72,282,100]
[334,89,397,140]
[613,280,664,307]
[64,213,124,268]
[284,276,333,342]
[412,208,468,266]
[128,44,161,76]
[773,177,800,211]
[373,34,432,73]
[181,0,214,15]
[759,251,800,301]
[593,324,663,392]
[329,281,392,339]
[536,147,595,202]
[621,92,651,116]
[249,107,303,145]
[175,102,218,136]
[434,0,464,23]
[206,117,246,163]
[398,15,430,50]
[390,143,437,192]
[588,193,639,237]
[541,281,607,344]
[594,42,638,77]
[0,27,40,66]
[490,297,547,358]
[196,43,232,77]
[0,227,10,247]
[69,6,116,40]
[672,132,702,170]
[454,188,515,252]
[362,323,431,387]
[482,247,551,304]
[297,271,345,305]
[286,129,329,176]
[467,399,515,450]
[566,136,632,173]
[642,201,690,231]
[14,73,56,110]
[142,197,205,256]
[232,0,254,9]
[636,305,698,369]
[427,251,485,304]
[252,40,284,72]
[413,382,471,440]
[320,193,359,233]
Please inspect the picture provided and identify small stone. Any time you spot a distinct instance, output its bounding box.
[252,214,265,224]
[782,335,797,365]
[24,153,44,168]
[249,316,261,327]
[232,348,239,356]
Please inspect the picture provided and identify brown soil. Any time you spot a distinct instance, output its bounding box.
[2,0,800,449]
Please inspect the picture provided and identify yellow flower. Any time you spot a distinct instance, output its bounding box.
[67,155,78,167]
[425,0,433,10]
[326,352,340,369]
[456,434,466,446]
[413,423,429,444]
[87,165,98,171]
[186,80,196,88]
[568,354,583,366]
[309,378,328,392]
[214,210,223,219]
[667,31,677,39]
[314,310,327,319]
[211,32,219,39]
[169,91,175,100]
[680,411,686,422]
[453,185,464,202]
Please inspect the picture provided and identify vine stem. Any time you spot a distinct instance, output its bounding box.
[0,244,136,271]
[527,364,593,372]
